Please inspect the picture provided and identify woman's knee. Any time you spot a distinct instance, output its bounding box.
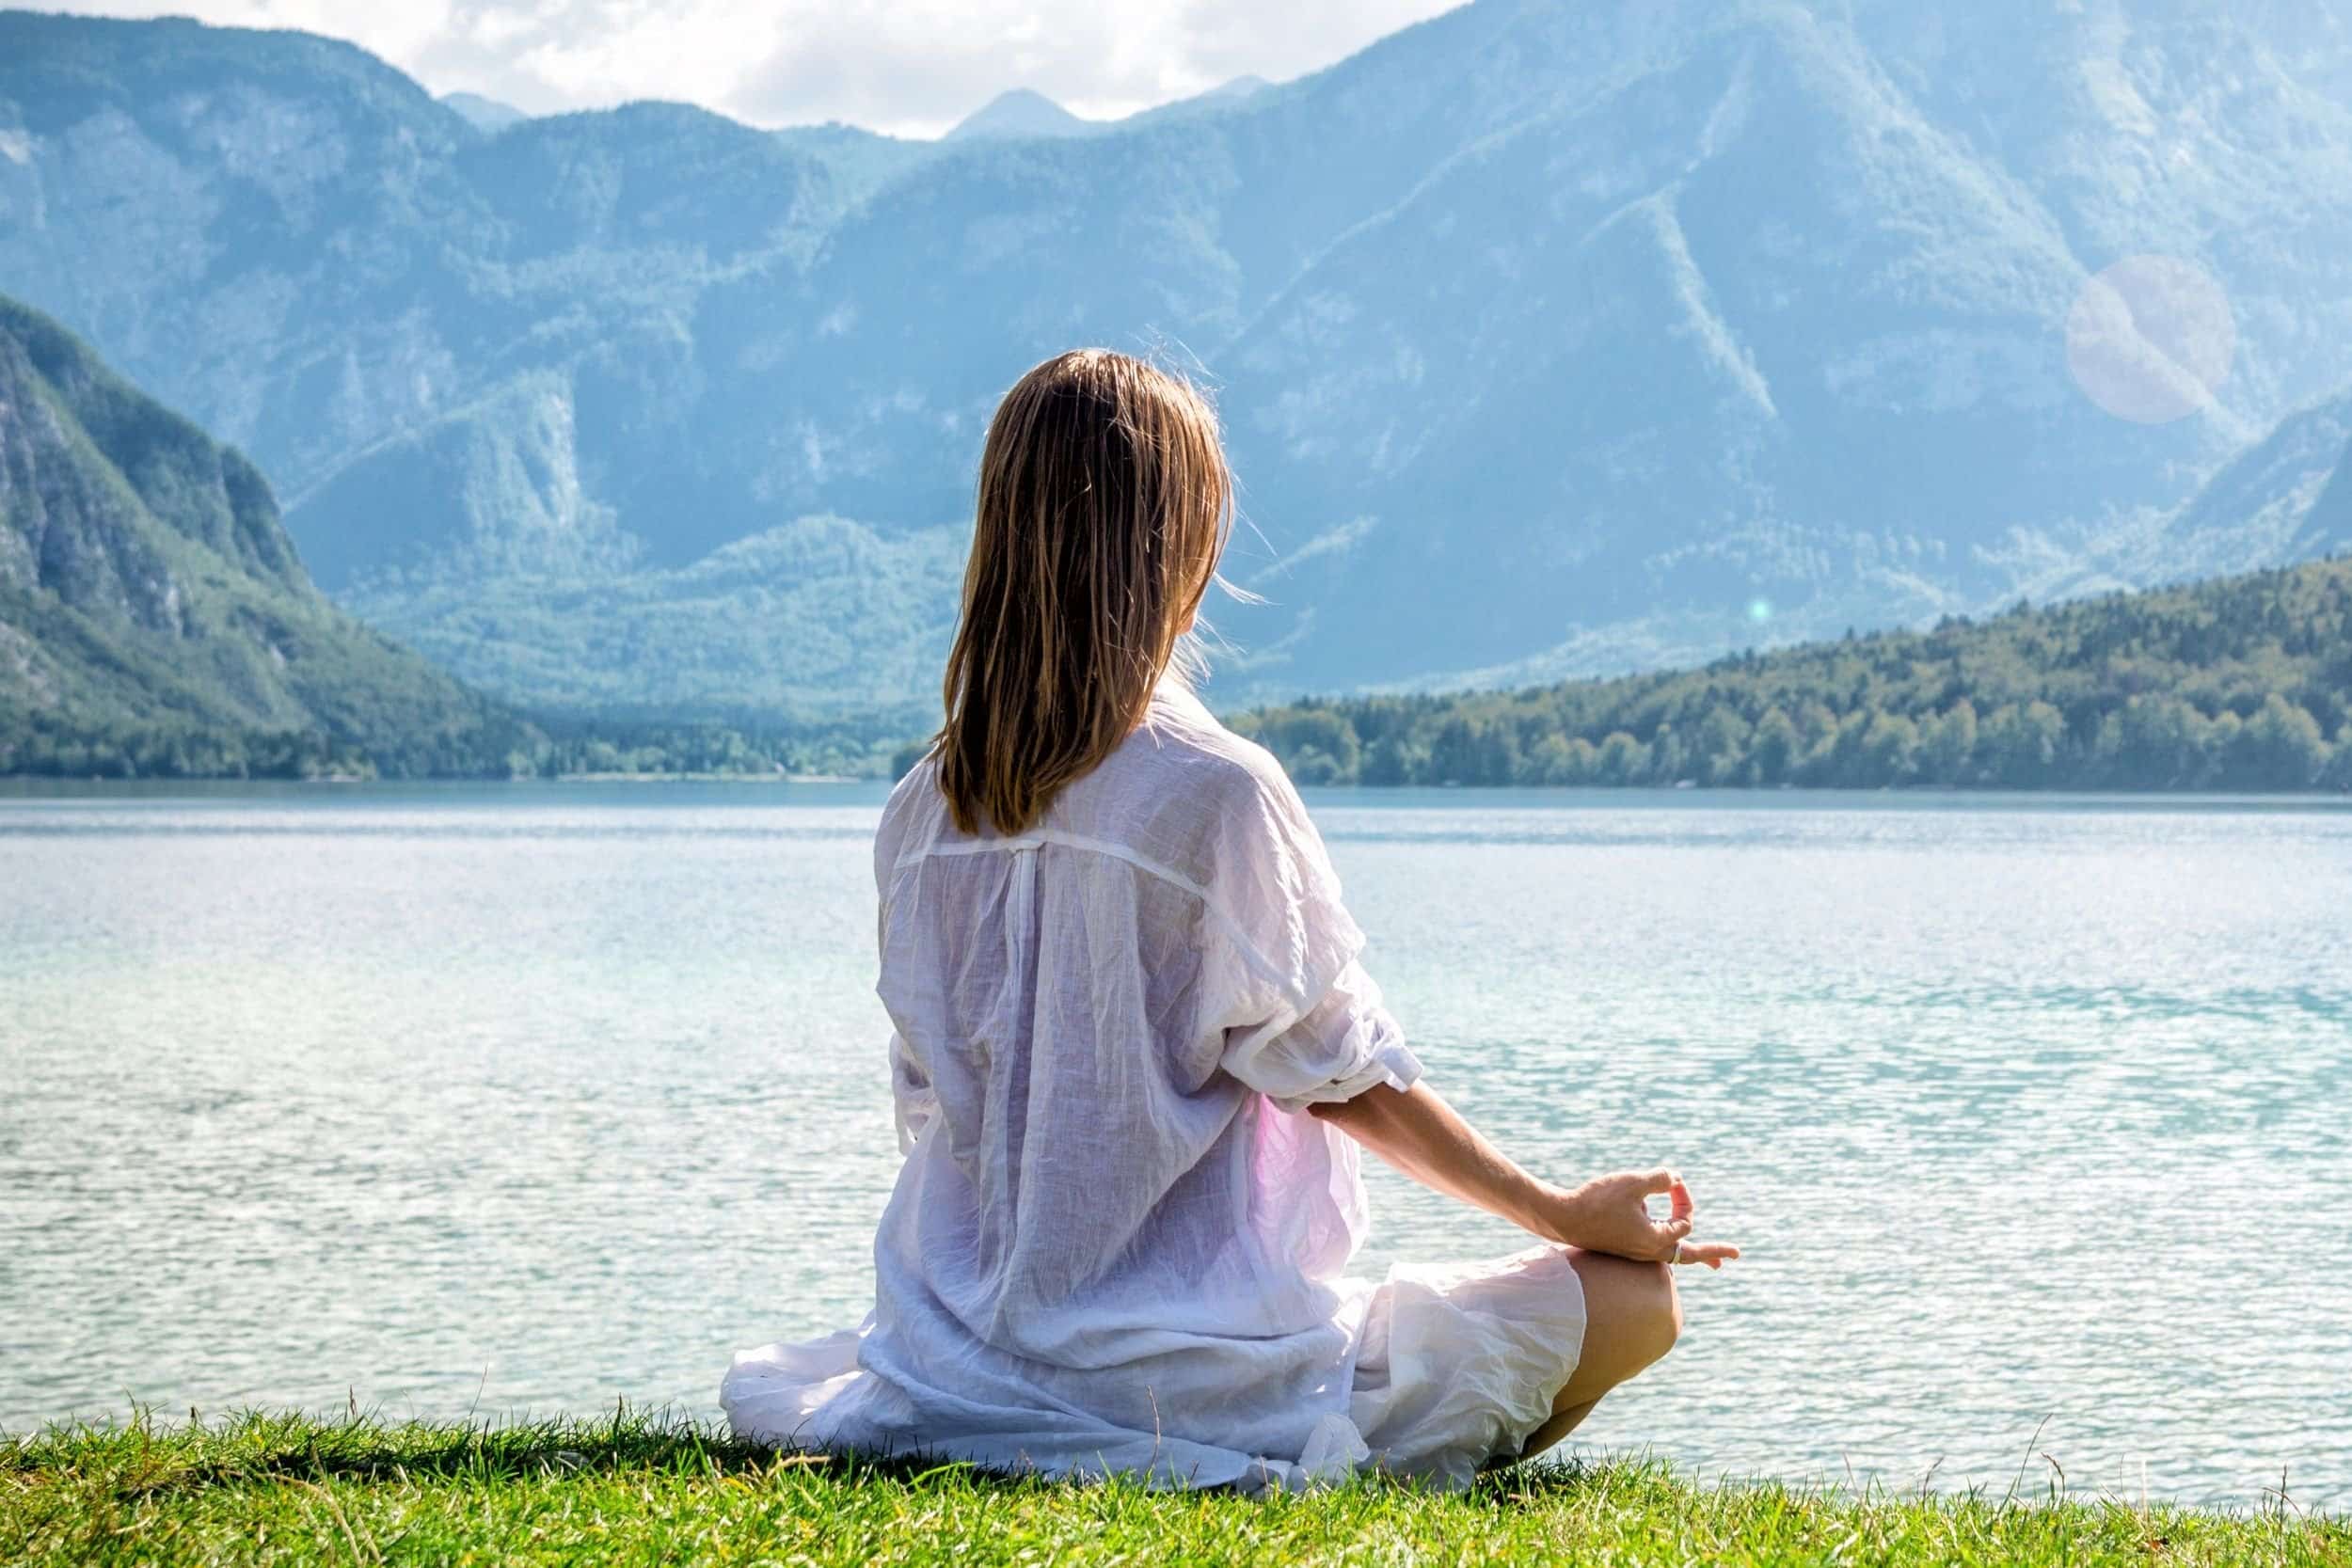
[1633,1260,1683,1367]
[1567,1251,1683,1380]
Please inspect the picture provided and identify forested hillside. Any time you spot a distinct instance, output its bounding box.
[1231,559,2352,792]
[0,294,543,778]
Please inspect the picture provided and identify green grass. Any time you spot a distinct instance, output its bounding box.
[3,1411,2343,1565]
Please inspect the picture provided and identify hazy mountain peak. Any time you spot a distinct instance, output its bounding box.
[440,90,527,133]
[945,87,1090,141]
[1115,71,1279,130]
[0,8,462,138]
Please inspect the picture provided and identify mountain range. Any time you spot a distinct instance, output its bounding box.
[3,1,2351,726]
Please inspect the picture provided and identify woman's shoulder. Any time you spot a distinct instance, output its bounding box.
[876,751,947,875]
[1048,684,1317,884]
[884,749,942,816]
[1113,681,1299,812]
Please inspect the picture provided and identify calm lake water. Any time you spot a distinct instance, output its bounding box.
[4,783,2349,1510]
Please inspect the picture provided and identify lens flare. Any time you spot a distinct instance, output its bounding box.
[2064,255,2235,424]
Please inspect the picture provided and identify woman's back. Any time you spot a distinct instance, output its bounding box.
[829,678,1419,1481]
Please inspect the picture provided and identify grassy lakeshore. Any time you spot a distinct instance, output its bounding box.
[2,1412,2341,1566]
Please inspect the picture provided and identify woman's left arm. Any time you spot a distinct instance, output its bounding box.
[1311,1080,1740,1268]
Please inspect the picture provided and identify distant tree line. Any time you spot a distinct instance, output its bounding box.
[525,713,909,780]
[1229,559,2352,794]
[0,710,909,782]
[0,715,379,781]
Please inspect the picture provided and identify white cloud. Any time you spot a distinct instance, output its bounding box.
[40,0,1467,137]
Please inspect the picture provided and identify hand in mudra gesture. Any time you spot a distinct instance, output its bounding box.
[1308,1084,1740,1268]
[1553,1169,1740,1269]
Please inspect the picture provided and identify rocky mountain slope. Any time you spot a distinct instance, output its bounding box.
[0,293,530,775]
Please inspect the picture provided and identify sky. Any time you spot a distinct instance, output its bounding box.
[42,0,1468,138]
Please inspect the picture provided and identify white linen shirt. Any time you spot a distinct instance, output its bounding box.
[725,677,1423,1487]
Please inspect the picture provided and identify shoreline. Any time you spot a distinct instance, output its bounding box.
[8,777,2348,805]
[547,770,865,784]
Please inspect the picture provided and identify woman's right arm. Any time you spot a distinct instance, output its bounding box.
[1310,1080,1740,1268]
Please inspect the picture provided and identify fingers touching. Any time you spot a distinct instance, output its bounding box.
[1646,1169,1736,1269]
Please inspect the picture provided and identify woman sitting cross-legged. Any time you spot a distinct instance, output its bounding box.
[722,348,1740,1491]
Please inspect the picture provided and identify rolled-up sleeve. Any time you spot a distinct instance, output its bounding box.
[1219,955,1423,1113]
[1203,759,1422,1112]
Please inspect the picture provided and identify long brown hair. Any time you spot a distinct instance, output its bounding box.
[935,349,1233,836]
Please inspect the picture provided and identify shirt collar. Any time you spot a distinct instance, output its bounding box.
[1149,672,1213,720]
